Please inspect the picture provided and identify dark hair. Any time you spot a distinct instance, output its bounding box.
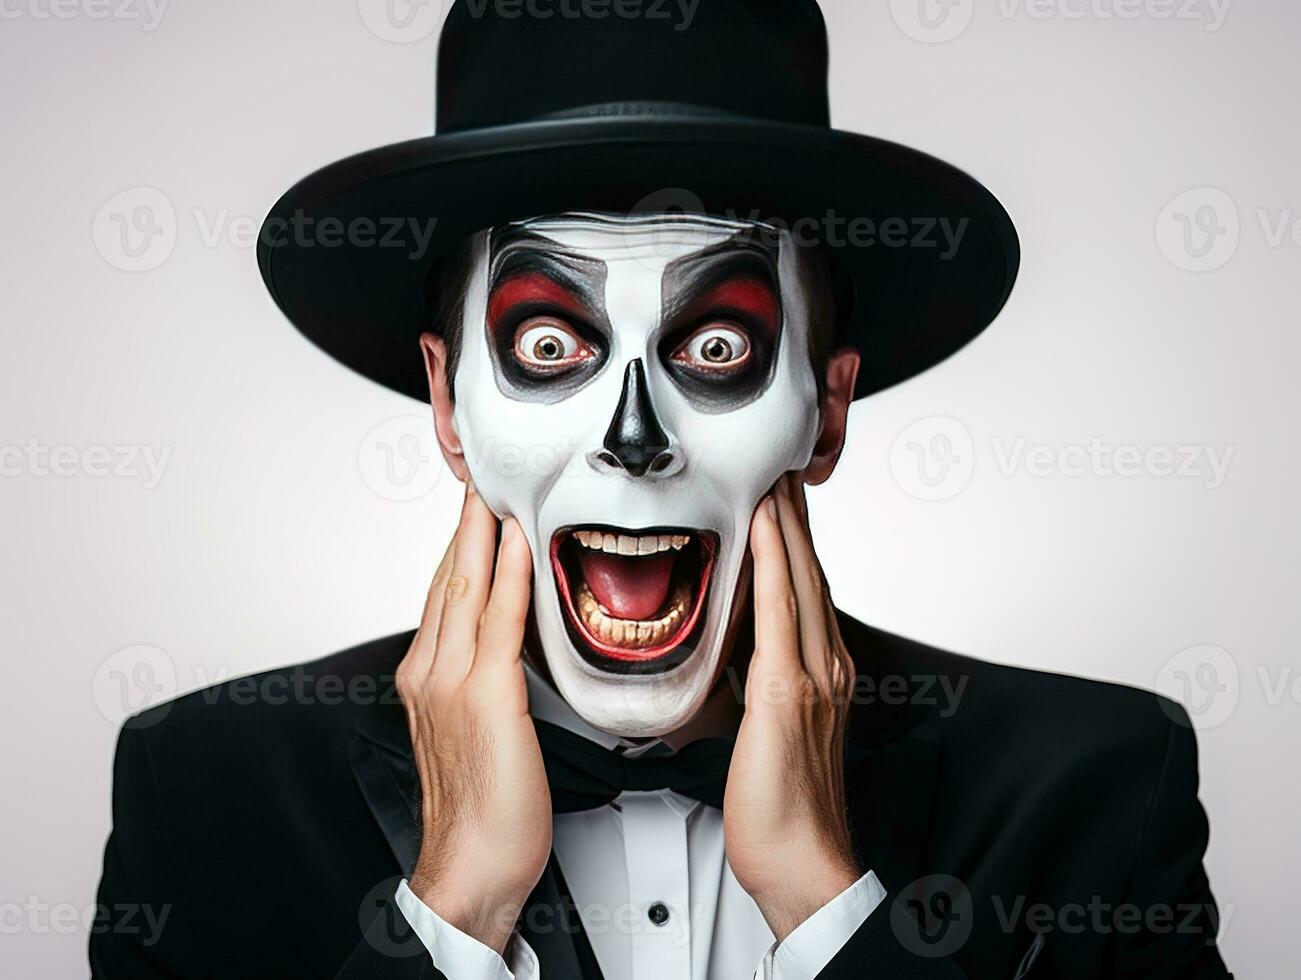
[800,242,853,389]
[426,234,850,398]
[425,235,481,400]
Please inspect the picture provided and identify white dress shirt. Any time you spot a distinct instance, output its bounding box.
[395,668,886,979]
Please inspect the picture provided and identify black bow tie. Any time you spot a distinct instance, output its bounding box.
[534,719,735,814]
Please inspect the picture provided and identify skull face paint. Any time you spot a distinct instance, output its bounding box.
[451,213,821,737]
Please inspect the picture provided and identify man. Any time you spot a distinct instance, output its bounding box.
[92,1,1231,978]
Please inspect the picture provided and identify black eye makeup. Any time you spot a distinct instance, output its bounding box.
[658,237,784,410]
[485,228,612,400]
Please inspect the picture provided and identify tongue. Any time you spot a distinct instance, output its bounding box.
[577,549,677,621]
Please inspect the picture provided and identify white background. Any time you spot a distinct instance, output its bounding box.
[1,0,1296,975]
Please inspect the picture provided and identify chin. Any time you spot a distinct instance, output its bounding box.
[532,522,743,738]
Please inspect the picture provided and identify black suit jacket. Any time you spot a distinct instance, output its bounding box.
[90,615,1232,979]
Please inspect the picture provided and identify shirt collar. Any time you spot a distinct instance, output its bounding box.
[523,664,702,815]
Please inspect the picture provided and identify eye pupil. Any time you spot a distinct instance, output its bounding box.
[534,336,563,360]
[702,337,732,362]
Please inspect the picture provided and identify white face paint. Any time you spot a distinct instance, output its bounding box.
[452,213,821,736]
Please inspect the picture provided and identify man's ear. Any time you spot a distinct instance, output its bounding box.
[803,347,861,487]
[419,331,470,483]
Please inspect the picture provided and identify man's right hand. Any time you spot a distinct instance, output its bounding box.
[397,485,552,956]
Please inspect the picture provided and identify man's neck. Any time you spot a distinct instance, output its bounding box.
[522,651,742,750]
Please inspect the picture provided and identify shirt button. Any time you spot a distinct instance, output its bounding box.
[647,902,670,926]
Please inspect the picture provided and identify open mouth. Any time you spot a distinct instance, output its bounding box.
[551,525,718,674]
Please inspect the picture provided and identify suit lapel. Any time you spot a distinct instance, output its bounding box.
[517,855,605,980]
[350,704,422,874]
[846,721,942,892]
[838,612,945,892]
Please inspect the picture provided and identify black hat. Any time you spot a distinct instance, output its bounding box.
[257,0,1019,401]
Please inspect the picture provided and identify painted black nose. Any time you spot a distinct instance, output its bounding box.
[598,360,673,477]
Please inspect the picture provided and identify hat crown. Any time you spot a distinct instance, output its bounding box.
[435,0,831,133]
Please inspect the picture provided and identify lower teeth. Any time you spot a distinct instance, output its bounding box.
[576,581,690,649]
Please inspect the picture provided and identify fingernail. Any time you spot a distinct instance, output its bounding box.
[763,496,777,520]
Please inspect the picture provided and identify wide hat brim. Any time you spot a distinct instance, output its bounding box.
[257,114,1019,402]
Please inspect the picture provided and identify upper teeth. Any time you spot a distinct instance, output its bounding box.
[572,530,689,555]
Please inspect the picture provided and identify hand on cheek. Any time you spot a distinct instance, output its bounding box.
[398,485,552,956]
[723,473,861,943]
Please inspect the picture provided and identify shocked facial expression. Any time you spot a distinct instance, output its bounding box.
[450,213,821,737]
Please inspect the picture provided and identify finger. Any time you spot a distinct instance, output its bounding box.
[401,483,467,683]
[748,492,803,694]
[432,486,498,681]
[473,517,533,678]
[773,473,837,690]
[405,542,456,677]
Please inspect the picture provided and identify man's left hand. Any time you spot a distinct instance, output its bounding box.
[724,472,862,943]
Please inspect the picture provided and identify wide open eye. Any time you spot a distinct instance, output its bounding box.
[513,317,595,375]
[670,322,753,375]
